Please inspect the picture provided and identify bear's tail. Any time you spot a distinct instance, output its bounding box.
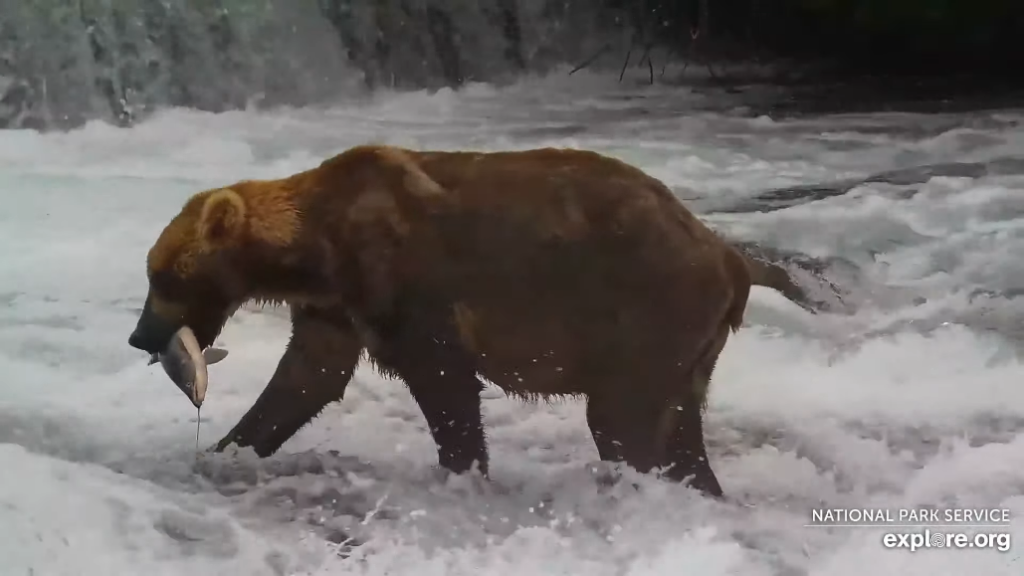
[733,246,818,314]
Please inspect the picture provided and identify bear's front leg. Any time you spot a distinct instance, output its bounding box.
[371,323,488,477]
[403,360,488,476]
[212,305,364,456]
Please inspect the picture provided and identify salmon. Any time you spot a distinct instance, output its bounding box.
[148,326,228,408]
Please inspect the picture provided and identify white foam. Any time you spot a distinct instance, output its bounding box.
[1,70,1023,575]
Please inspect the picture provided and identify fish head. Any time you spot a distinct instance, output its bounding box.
[161,326,210,408]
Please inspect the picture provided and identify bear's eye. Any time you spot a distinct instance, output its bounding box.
[149,269,190,301]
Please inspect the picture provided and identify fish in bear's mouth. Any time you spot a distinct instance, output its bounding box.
[146,326,229,408]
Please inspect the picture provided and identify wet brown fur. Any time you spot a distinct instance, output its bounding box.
[135,144,811,498]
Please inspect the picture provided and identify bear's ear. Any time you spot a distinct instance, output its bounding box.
[197,188,247,248]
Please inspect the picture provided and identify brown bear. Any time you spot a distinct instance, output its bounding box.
[128,144,809,498]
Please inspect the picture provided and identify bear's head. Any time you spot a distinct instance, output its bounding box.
[128,182,301,355]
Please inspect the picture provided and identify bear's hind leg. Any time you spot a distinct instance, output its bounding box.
[584,352,724,498]
[212,305,364,456]
[657,324,732,498]
[656,392,722,497]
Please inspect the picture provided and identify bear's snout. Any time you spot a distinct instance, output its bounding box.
[129,295,181,354]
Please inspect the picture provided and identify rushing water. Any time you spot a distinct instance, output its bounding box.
[0,70,1023,575]
[0,0,631,129]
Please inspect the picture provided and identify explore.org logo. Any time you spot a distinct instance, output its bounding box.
[880,529,1011,553]
[805,507,1016,555]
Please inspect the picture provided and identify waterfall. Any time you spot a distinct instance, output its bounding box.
[0,0,635,130]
